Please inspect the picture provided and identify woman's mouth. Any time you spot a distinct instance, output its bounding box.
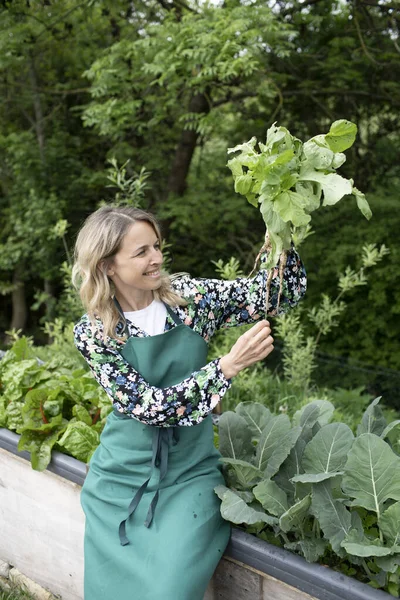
[144,269,161,278]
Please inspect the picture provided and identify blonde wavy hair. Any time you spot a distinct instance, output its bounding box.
[72,206,187,340]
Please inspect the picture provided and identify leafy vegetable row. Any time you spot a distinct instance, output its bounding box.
[215,398,400,596]
[0,337,112,470]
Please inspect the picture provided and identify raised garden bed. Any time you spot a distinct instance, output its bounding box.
[0,427,393,600]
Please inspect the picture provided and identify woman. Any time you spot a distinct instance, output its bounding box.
[73,206,306,600]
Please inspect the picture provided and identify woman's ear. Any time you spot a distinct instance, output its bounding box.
[98,260,114,277]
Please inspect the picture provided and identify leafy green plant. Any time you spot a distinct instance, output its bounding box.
[215,397,400,596]
[0,335,112,470]
[103,158,150,208]
[276,243,389,391]
[207,253,377,425]
[227,120,371,271]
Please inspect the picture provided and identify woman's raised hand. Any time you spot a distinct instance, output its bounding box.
[219,320,274,380]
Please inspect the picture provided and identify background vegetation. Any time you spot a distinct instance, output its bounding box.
[0,0,399,407]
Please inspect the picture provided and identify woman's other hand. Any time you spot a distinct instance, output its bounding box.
[219,320,274,380]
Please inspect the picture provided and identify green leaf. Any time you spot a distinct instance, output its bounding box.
[353,187,372,220]
[342,433,400,516]
[6,401,24,430]
[265,426,302,478]
[19,389,63,433]
[214,485,277,526]
[235,402,272,440]
[274,437,307,496]
[311,479,353,554]
[292,472,344,484]
[294,181,321,213]
[259,195,287,234]
[273,191,311,227]
[253,479,288,517]
[226,156,244,178]
[341,528,393,557]
[18,424,67,471]
[1,359,41,402]
[325,120,357,153]
[57,421,100,463]
[218,411,254,462]
[234,174,253,196]
[43,400,62,417]
[0,397,7,427]
[265,123,288,148]
[331,153,346,169]
[292,423,354,483]
[293,400,335,429]
[227,136,257,156]
[375,555,400,573]
[311,400,336,427]
[357,397,386,436]
[381,420,400,440]
[73,404,93,426]
[302,139,334,171]
[293,402,321,428]
[255,414,291,473]
[246,193,258,208]
[379,502,400,546]
[234,490,255,504]
[220,458,263,489]
[285,539,328,563]
[279,494,311,533]
[299,170,352,206]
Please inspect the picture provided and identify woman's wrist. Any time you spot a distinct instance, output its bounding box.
[219,355,238,380]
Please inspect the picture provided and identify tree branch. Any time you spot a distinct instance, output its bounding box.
[282,88,398,105]
[0,81,90,96]
[353,9,381,65]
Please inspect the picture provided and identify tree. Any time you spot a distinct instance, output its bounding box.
[0,0,133,333]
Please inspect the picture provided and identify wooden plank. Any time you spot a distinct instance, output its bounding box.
[225,557,318,600]
[0,448,84,600]
[263,573,317,600]
[213,557,263,600]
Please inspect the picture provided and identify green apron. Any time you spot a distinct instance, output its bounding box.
[80,303,231,600]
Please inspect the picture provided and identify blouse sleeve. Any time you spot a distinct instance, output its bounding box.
[73,317,231,427]
[173,246,306,331]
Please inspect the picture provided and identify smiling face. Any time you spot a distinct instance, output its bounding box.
[106,220,163,310]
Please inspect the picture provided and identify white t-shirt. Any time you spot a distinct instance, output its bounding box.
[124,299,167,336]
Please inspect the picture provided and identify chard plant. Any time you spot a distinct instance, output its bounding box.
[0,335,112,470]
[215,397,400,596]
[227,120,371,310]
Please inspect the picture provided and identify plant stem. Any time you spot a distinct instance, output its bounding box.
[361,558,373,580]
[92,408,101,425]
[62,235,72,266]
[39,402,48,424]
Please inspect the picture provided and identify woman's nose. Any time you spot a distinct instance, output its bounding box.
[150,248,163,263]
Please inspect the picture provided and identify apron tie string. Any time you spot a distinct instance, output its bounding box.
[118,427,177,546]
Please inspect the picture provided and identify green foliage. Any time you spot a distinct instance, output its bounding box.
[216,397,400,595]
[103,159,151,208]
[0,581,37,600]
[275,242,388,390]
[211,257,244,281]
[82,4,291,139]
[298,190,400,405]
[0,335,112,470]
[227,120,370,268]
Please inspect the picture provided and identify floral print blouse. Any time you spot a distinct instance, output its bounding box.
[73,249,306,427]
